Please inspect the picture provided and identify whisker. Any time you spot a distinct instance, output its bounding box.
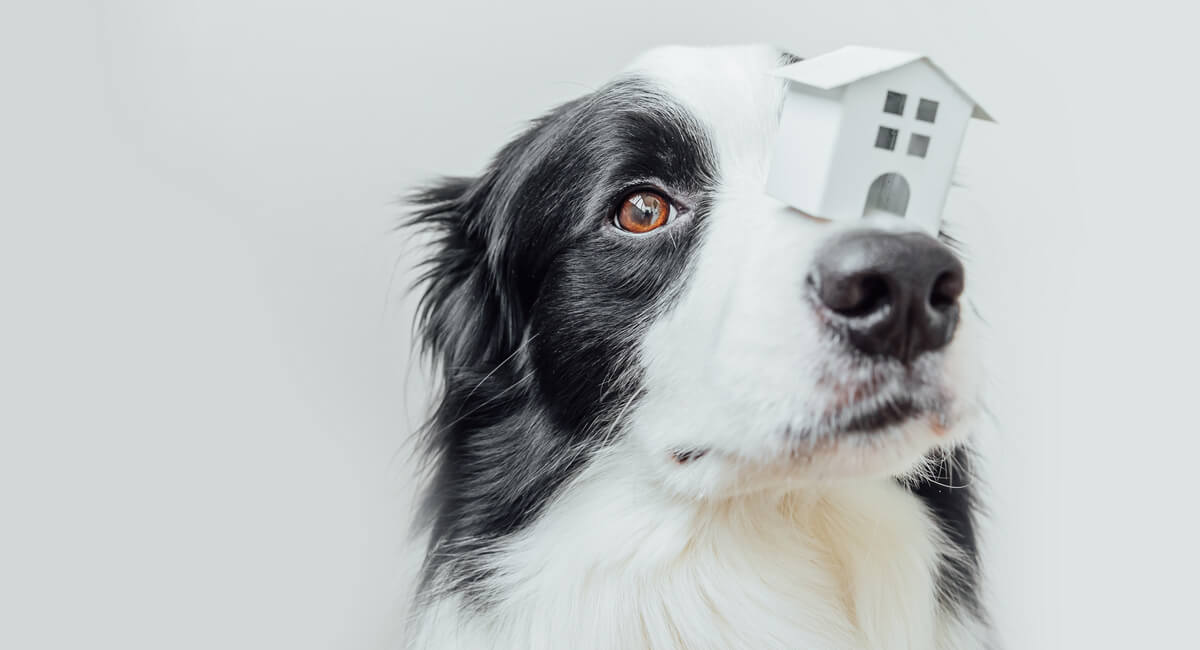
[451,332,541,419]
[441,368,537,431]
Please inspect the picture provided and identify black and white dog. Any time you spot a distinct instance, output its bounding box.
[406,44,990,649]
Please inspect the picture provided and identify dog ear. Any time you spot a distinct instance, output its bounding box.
[407,175,523,378]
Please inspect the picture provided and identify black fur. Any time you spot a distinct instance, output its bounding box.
[408,77,717,605]
[906,447,985,619]
[779,50,803,66]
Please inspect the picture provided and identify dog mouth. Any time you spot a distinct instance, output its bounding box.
[811,364,945,435]
[669,397,943,468]
[669,363,949,466]
[833,395,923,434]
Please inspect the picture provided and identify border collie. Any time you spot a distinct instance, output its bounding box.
[405,44,990,649]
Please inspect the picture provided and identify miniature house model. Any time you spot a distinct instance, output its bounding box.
[766,46,992,233]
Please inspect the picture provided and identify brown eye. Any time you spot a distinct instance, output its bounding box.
[615,191,672,234]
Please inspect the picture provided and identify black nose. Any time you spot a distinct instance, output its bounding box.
[810,231,965,363]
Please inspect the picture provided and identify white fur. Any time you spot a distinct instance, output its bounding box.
[624,45,981,497]
[409,446,989,649]
[408,45,988,649]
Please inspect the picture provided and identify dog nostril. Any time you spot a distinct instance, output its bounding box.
[835,273,890,317]
[929,270,964,311]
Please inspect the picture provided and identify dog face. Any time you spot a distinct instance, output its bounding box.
[617,46,980,499]
[412,44,981,545]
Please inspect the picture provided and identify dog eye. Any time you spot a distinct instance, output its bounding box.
[614,191,674,234]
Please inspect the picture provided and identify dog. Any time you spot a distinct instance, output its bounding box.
[404,44,990,649]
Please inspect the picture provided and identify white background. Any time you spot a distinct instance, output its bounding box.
[3,1,1197,648]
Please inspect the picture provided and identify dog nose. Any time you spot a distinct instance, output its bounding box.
[810,231,964,362]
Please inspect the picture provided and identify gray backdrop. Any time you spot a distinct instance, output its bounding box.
[4,1,1196,648]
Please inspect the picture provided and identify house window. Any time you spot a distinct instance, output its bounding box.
[908,133,931,158]
[875,126,899,150]
[883,91,906,115]
[916,98,939,123]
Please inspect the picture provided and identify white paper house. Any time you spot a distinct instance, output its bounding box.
[766,46,993,233]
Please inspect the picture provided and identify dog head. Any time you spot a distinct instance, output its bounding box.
[411,44,981,524]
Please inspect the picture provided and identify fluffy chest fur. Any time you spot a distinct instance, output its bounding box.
[410,452,983,650]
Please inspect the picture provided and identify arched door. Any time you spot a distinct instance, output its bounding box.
[863,173,910,217]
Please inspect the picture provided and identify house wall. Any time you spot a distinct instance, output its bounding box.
[821,61,974,233]
[765,85,844,217]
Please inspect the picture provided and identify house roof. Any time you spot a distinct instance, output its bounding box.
[773,45,994,122]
